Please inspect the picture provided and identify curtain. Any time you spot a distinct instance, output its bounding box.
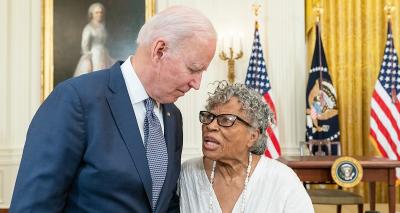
[305,0,400,202]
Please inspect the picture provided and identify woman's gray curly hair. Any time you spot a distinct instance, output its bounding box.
[205,81,275,155]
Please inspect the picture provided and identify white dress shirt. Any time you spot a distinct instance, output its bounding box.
[120,56,164,143]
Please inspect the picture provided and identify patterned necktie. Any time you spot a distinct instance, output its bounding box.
[143,98,168,211]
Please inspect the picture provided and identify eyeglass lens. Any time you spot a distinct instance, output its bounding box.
[199,111,247,127]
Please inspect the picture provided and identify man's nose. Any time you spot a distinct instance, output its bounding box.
[189,72,203,90]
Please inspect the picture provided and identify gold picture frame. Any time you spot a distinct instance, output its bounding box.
[41,0,156,100]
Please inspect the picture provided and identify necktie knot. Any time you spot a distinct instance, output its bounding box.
[144,98,155,113]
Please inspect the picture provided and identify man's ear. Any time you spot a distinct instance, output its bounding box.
[151,39,167,61]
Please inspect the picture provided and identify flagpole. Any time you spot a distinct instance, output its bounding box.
[252,3,261,91]
[252,3,260,30]
[384,2,394,20]
[245,3,281,158]
[313,5,324,91]
[384,3,398,104]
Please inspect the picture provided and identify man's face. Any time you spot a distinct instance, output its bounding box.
[149,37,216,103]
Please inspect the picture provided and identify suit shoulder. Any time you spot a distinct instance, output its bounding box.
[64,68,116,98]
[66,69,110,87]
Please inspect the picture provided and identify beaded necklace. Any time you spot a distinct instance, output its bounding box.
[208,152,253,213]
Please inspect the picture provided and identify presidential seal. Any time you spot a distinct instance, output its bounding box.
[331,156,363,188]
[306,79,338,135]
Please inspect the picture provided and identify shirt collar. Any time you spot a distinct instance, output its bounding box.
[120,56,161,108]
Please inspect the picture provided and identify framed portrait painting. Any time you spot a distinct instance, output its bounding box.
[41,0,155,99]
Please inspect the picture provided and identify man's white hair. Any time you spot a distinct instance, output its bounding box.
[136,6,216,51]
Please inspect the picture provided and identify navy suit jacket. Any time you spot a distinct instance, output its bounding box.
[10,62,183,212]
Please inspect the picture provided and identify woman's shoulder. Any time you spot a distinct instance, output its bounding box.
[82,23,93,31]
[181,157,203,173]
[250,156,305,198]
[180,157,207,185]
[82,23,98,33]
[258,156,300,181]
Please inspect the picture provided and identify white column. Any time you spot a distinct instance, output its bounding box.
[266,0,306,155]
[0,0,41,208]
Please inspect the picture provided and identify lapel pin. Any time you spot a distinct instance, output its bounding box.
[166,112,171,117]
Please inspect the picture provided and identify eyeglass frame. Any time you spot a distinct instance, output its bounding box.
[199,110,255,128]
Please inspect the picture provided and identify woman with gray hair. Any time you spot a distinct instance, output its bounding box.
[74,2,114,76]
[179,81,313,213]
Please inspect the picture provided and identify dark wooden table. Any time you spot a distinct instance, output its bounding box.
[278,156,400,213]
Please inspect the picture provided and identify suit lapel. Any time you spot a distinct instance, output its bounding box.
[163,104,178,170]
[155,104,179,212]
[105,63,153,206]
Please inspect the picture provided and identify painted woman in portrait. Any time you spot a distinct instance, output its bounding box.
[74,2,114,77]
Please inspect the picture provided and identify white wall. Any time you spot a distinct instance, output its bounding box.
[157,0,307,161]
[0,0,42,208]
[0,0,306,208]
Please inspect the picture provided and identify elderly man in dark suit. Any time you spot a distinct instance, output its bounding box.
[10,5,216,213]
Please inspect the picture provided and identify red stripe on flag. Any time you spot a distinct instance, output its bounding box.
[370,128,389,158]
[266,127,281,155]
[264,149,272,158]
[262,92,281,158]
[373,91,400,141]
[264,93,276,116]
[370,109,400,159]
[395,101,400,114]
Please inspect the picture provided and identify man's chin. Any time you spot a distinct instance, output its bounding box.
[155,96,179,104]
[153,91,185,103]
[168,93,185,103]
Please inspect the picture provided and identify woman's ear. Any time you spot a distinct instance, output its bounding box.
[151,39,167,61]
[247,128,260,148]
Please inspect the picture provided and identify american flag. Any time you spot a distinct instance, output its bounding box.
[306,23,340,155]
[245,21,281,159]
[370,21,400,178]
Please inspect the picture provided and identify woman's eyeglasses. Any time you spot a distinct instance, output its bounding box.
[199,111,253,128]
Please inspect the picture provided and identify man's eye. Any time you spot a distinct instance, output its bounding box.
[188,68,197,72]
[188,67,203,73]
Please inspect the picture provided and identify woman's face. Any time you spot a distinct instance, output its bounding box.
[201,97,259,161]
[92,6,104,23]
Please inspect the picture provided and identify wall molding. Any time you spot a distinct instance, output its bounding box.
[282,147,300,156]
[0,148,22,165]
[0,171,4,204]
[181,146,202,162]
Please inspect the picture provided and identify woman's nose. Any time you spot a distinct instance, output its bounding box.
[205,118,219,131]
